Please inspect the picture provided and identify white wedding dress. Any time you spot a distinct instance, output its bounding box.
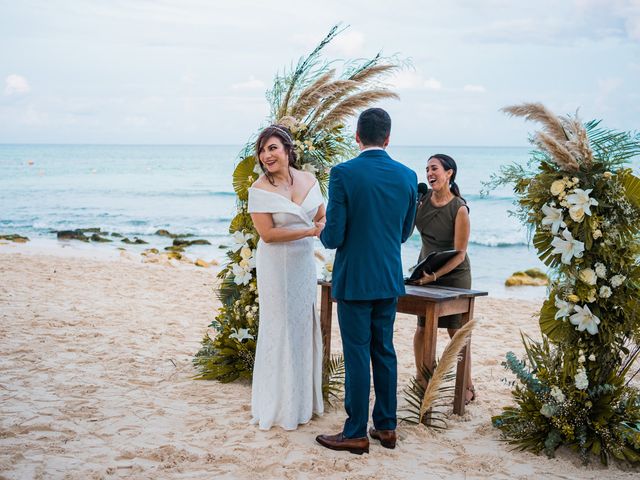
[247,181,324,430]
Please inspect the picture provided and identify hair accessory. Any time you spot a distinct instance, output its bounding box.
[269,125,294,144]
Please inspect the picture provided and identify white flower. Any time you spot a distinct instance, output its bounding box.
[603,171,612,179]
[568,205,585,223]
[551,228,585,264]
[229,328,254,341]
[566,188,599,217]
[240,246,253,260]
[569,304,601,335]
[592,229,602,240]
[550,180,566,196]
[301,163,318,174]
[574,369,589,390]
[232,230,253,249]
[599,285,612,298]
[594,263,607,279]
[588,354,596,361]
[586,288,597,303]
[550,386,566,403]
[578,268,597,286]
[239,256,256,270]
[578,355,586,364]
[554,297,574,320]
[232,263,252,285]
[541,204,566,234]
[610,274,626,288]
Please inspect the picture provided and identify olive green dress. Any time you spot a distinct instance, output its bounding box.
[415,191,471,328]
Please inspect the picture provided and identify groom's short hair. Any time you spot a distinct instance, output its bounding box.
[357,108,391,146]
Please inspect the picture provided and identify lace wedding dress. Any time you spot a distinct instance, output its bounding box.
[247,181,324,430]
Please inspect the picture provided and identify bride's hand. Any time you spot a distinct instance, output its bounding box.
[311,222,325,237]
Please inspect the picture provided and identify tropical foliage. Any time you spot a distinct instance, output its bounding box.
[488,103,640,465]
[193,25,400,388]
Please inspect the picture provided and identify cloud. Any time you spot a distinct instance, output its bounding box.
[388,71,424,90]
[4,74,31,96]
[231,76,265,90]
[424,78,442,90]
[327,30,365,56]
[463,84,486,93]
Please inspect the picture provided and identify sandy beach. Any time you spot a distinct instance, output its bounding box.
[1,246,638,479]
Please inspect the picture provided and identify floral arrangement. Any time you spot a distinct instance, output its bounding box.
[488,103,640,465]
[193,25,400,383]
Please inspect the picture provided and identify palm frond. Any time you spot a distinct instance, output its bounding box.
[232,156,258,202]
[400,365,453,429]
[420,320,476,422]
[322,354,345,406]
[532,131,579,172]
[275,24,344,119]
[288,69,336,118]
[302,79,362,127]
[502,103,569,144]
[312,89,399,133]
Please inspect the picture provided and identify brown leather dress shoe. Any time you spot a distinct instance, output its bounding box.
[316,432,369,455]
[368,427,396,449]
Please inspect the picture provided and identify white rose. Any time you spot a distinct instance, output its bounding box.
[578,268,597,285]
[603,171,612,179]
[550,386,566,403]
[569,205,585,222]
[592,229,602,239]
[550,180,566,196]
[599,286,612,298]
[578,355,586,364]
[588,354,596,361]
[240,246,253,260]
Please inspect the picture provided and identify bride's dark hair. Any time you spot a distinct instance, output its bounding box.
[255,125,298,186]
[429,153,466,204]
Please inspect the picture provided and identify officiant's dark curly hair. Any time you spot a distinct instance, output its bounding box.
[255,125,298,186]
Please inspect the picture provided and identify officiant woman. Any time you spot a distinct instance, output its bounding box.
[412,153,475,404]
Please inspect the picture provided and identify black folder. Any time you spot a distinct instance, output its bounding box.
[405,250,459,284]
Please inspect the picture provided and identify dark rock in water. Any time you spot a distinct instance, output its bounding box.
[0,234,30,243]
[90,233,112,243]
[155,229,194,239]
[110,232,123,238]
[121,237,148,245]
[57,230,90,242]
[77,227,102,233]
[164,245,185,252]
[142,248,160,255]
[173,238,211,247]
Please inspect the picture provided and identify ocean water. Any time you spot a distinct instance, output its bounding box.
[0,143,576,298]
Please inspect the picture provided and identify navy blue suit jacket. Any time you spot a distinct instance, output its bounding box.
[320,149,417,300]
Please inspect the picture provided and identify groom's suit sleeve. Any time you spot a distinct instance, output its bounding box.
[320,166,347,249]
[401,175,418,243]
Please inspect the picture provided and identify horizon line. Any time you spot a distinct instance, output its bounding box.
[0,142,531,149]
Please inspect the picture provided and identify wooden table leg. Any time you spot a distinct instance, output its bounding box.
[421,302,439,425]
[320,285,332,373]
[453,298,474,416]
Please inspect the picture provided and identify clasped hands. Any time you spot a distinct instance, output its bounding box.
[309,222,325,237]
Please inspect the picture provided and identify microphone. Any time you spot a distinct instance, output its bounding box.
[418,182,429,197]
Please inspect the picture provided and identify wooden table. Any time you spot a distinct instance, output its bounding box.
[318,280,488,416]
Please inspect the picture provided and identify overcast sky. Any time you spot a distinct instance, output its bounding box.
[1,0,638,146]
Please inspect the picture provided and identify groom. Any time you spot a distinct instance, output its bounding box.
[317,108,417,454]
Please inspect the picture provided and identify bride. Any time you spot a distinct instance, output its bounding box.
[247,124,325,430]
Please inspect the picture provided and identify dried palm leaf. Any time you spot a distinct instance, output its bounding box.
[289,69,336,118]
[312,89,400,133]
[419,320,476,423]
[292,79,359,120]
[502,103,568,144]
[350,63,397,83]
[565,117,594,167]
[533,131,580,172]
